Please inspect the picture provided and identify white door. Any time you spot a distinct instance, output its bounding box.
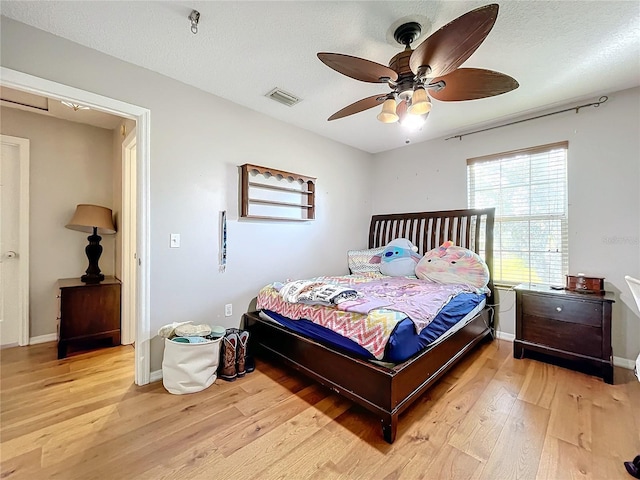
[121,130,137,345]
[0,135,29,347]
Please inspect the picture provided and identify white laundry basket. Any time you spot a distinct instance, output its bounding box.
[162,337,223,394]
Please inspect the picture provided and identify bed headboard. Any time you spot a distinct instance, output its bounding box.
[368,208,495,298]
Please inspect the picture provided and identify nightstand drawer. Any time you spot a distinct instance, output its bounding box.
[521,314,602,357]
[521,294,602,327]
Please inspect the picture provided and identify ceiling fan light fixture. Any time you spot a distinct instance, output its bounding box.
[377,97,399,123]
[319,4,518,128]
[400,111,428,131]
[408,87,431,115]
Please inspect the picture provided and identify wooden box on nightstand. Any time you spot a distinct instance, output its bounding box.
[514,283,615,384]
[57,276,121,359]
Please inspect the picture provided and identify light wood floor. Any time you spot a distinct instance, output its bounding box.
[1,339,638,480]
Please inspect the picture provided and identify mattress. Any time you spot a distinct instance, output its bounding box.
[259,292,487,364]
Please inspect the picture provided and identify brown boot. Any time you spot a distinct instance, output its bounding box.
[245,334,255,374]
[236,331,249,377]
[219,332,238,381]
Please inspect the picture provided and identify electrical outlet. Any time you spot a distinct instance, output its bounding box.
[224,304,233,317]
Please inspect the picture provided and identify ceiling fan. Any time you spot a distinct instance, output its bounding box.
[317,4,518,127]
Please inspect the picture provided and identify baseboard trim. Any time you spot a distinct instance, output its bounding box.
[613,356,636,370]
[29,333,57,345]
[494,332,634,370]
[495,331,515,342]
[23,335,637,373]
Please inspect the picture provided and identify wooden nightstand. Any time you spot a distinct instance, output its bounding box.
[514,283,615,384]
[57,277,121,359]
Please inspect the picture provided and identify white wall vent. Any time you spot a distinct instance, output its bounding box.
[265,88,301,107]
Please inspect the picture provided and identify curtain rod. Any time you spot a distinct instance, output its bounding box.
[445,95,608,141]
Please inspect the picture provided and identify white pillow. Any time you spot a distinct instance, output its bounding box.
[347,247,384,274]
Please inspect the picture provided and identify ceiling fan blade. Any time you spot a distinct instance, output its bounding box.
[428,68,519,101]
[328,94,386,121]
[409,4,499,78]
[396,100,408,123]
[318,53,399,83]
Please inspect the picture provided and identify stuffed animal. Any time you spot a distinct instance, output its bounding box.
[370,238,422,277]
[415,241,490,292]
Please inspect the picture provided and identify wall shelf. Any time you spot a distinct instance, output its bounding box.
[248,198,313,208]
[248,181,313,195]
[241,164,316,221]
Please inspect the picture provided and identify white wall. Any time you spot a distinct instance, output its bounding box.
[0,17,374,370]
[5,15,636,368]
[372,87,640,362]
[0,107,115,337]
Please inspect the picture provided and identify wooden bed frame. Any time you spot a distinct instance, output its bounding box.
[243,208,495,443]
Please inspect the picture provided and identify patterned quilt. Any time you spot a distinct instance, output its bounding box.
[256,273,471,359]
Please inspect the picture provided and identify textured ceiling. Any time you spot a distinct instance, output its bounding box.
[2,1,639,153]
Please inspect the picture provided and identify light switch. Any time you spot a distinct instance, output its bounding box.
[170,234,180,248]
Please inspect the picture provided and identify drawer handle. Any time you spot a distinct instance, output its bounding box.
[556,306,563,312]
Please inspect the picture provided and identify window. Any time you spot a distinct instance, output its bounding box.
[467,142,568,285]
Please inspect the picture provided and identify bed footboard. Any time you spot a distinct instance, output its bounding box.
[244,308,493,443]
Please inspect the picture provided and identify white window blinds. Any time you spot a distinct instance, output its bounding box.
[467,142,568,285]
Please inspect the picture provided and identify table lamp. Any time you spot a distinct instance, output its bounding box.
[66,204,116,283]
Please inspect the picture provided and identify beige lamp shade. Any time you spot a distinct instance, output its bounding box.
[377,98,399,123]
[66,204,116,235]
[408,87,432,115]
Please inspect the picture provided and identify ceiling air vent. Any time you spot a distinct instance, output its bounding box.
[265,88,301,107]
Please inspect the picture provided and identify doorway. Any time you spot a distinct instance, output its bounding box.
[121,129,137,345]
[1,67,152,385]
[0,135,29,347]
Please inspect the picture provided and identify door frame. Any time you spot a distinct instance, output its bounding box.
[0,67,152,385]
[0,134,30,346]
[121,128,136,345]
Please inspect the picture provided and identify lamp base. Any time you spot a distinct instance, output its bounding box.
[82,228,105,284]
[81,273,105,284]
